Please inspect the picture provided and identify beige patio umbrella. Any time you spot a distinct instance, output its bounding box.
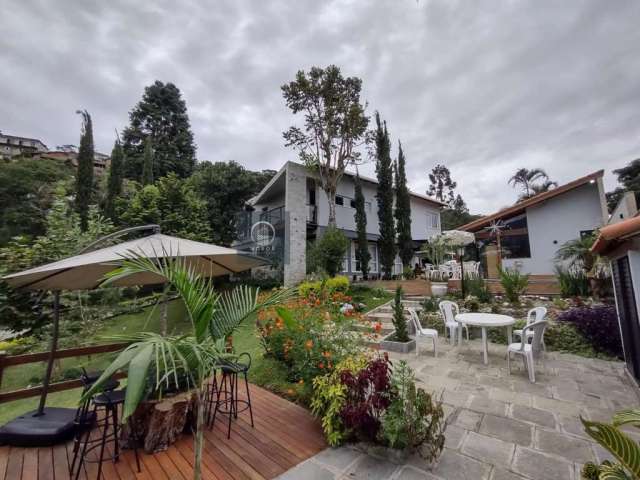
[1,226,269,423]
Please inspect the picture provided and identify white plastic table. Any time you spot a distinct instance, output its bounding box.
[455,313,515,365]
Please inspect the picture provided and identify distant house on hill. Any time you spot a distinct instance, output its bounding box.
[0,131,48,159]
[460,170,608,279]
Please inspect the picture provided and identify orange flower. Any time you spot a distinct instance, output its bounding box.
[315,299,321,306]
[318,362,325,369]
[305,339,314,350]
[328,361,333,369]
[286,389,294,395]
[374,322,382,333]
[322,350,332,358]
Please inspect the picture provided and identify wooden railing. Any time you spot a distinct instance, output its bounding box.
[0,343,127,404]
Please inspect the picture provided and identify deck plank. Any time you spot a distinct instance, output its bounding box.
[1,384,325,480]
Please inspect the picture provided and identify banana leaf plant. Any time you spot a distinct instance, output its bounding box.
[81,253,294,480]
[581,409,640,480]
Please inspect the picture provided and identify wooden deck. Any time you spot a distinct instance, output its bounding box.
[0,385,326,480]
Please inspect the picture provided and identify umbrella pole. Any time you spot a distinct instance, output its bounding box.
[35,290,60,416]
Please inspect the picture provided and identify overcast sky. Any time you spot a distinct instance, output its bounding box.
[2,0,640,214]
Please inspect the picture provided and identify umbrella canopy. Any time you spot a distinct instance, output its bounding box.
[2,233,268,291]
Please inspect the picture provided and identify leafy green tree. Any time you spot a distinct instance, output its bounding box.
[141,137,154,185]
[122,81,196,181]
[190,161,275,246]
[394,142,413,269]
[0,158,74,245]
[427,164,457,206]
[374,113,396,279]
[353,175,371,279]
[508,168,556,201]
[282,65,369,226]
[606,159,640,212]
[104,140,125,220]
[121,174,211,241]
[75,110,95,231]
[441,195,482,230]
[315,226,349,277]
[0,183,113,331]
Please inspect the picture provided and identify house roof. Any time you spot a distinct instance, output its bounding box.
[591,215,640,255]
[459,170,604,232]
[250,161,446,207]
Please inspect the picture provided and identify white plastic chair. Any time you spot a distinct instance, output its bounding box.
[514,307,547,350]
[438,300,469,344]
[507,320,547,383]
[408,308,438,357]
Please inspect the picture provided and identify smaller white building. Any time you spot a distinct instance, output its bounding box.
[461,170,608,276]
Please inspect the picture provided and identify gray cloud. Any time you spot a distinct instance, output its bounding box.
[2,0,640,213]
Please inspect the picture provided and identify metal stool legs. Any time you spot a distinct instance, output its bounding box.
[209,369,253,439]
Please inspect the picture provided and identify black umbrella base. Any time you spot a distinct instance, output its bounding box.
[0,407,77,446]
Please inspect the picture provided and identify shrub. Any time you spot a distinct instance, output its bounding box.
[463,295,480,312]
[339,356,393,442]
[555,265,590,298]
[382,361,445,461]
[315,226,350,277]
[402,266,415,280]
[557,305,622,357]
[421,297,438,313]
[257,298,365,397]
[498,267,529,303]
[299,280,323,298]
[392,286,410,342]
[326,275,350,293]
[465,276,491,303]
[310,354,371,446]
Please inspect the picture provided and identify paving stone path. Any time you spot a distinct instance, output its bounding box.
[277,337,639,480]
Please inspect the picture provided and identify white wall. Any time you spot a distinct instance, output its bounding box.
[609,191,638,225]
[315,172,441,240]
[503,182,606,275]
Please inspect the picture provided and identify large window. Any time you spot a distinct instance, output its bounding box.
[427,212,439,228]
[351,241,378,273]
[501,214,531,259]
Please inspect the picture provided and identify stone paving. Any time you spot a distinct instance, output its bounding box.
[276,337,640,480]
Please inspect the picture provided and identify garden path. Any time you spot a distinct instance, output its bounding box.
[276,338,640,480]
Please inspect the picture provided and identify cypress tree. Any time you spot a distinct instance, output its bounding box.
[75,110,94,232]
[104,140,124,220]
[354,174,371,279]
[394,141,413,270]
[375,112,396,279]
[141,137,154,185]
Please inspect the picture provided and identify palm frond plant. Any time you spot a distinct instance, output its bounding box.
[497,266,529,303]
[581,409,640,480]
[555,233,598,273]
[508,168,551,200]
[81,253,294,480]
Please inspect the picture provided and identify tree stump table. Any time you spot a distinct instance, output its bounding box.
[121,389,198,453]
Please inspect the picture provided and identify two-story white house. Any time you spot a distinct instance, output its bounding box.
[234,161,444,285]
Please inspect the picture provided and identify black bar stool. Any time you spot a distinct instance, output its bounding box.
[71,389,140,480]
[209,352,254,439]
[69,371,119,476]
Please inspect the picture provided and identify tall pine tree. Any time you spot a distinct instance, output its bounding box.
[104,139,124,220]
[374,112,396,279]
[141,137,154,185]
[75,110,94,232]
[394,141,413,269]
[122,81,196,181]
[353,174,371,279]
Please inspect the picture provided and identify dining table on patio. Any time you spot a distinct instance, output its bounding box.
[455,313,515,365]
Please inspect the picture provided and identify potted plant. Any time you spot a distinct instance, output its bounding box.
[83,254,292,480]
[380,286,415,353]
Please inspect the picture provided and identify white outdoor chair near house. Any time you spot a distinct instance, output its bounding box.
[507,320,547,383]
[514,307,547,350]
[438,300,469,344]
[408,308,438,357]
[463,261,480,279]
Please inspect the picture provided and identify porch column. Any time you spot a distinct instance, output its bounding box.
[284,163,307,286]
